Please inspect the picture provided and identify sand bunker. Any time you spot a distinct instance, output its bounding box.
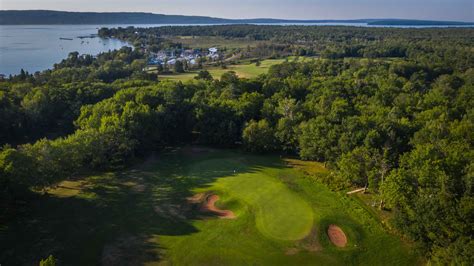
[199,194,236,219]
[327,225,347,247]
[187,193,236,219]
[187,193,207,204]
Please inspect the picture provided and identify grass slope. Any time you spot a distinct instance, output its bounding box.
[0,148,419,265]
[191,159,314,240]
[157,59,287,81]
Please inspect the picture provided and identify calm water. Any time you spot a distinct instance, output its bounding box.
[0,25,131,76]
[1,23,472,76]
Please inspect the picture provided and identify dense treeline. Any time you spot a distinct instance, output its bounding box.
[100,25,474,70]
[0,47,155,145]
[1,26,473,264]
[100,25,474,44]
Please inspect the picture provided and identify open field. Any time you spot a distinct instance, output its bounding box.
[169,36,267,49]
[0,148,419,265]
[155,59,287,81]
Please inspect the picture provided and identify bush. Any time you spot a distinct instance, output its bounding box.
[242,119,277,153]
[40,255,57,266]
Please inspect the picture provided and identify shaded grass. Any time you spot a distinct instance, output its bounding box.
[152,150,419,265]
[0,148,419,265]
[192,160,314,241]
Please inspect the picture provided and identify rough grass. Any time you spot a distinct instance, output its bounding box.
[0,148,420,265]
[158,59,286,81]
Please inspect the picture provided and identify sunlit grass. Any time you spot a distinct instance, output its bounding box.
[157,59,287,81]
[2,148,419,265]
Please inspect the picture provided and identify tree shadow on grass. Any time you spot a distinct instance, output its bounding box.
[0,183,193,265]
[0,147,286,266]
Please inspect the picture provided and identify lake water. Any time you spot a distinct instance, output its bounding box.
[0,25,131,76]
[1,23,472,76]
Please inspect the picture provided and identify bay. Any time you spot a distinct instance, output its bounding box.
[0,25,131,76]
[1,23,472,76]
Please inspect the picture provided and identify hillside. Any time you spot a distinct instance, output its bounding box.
[0,10,231,25]
[0,10,472,25]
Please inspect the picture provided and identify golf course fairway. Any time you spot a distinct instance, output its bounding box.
[192,159,314,240]
[0,147,420,265]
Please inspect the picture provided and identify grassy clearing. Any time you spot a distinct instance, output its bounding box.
[191,159,314,240]
[0,148,419,265]
[157,59,286,81]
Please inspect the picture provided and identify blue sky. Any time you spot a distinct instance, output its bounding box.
[1,0,473,21]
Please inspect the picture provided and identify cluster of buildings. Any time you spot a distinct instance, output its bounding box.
[147,47,220,67]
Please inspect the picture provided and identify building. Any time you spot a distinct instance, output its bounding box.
[208,47,219,59]
[146,47,220,67]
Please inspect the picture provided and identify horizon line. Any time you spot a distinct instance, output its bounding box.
[1,9,473,23]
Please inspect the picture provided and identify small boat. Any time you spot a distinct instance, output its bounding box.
[59,37,73,41]
[77,34,98,39]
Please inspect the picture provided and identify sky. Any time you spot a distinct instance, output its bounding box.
[1,0,473,22]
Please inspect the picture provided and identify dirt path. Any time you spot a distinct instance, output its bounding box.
[201,195,236,219]
[327,225,347,247]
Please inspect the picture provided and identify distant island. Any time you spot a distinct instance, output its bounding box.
[1,10,473,26]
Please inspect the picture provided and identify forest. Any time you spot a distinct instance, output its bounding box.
[100,25,473,68]
[1,25,473,264]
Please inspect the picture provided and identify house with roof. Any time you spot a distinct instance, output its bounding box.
[146,47,221,67]
[208,47,220,59]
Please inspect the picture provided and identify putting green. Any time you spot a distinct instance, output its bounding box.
[191,159,314,240]
[5,149,417,265]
